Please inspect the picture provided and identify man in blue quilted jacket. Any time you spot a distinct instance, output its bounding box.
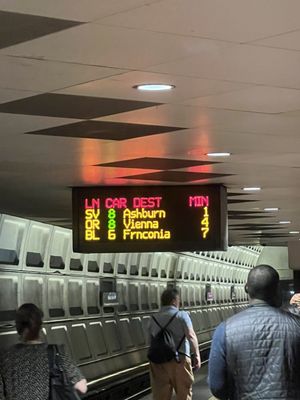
[208,264,300,400]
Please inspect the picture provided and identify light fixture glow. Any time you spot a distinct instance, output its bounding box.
[243,187,261,191]
[289,231,300,234]
[206,152,231,157]
[134,84,175,91]
[279,221,291,224]
[264,207,279,212]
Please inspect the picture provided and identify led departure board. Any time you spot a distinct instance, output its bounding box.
[72,185,227,253]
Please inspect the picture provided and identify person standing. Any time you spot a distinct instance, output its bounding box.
[287,293,300,316]
[0,303,87,400]
[208,264,300,400]
[148,288,201,400]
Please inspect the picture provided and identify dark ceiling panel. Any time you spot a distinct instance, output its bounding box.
[229,215,272,220]
[230,226,282,231]
[243,233,290,238]
[227,193,249,197]
[24,120,183,141]
[120,171,232,182]
[228,199,258,204]
[229,210,267,215]
[0,11,81,49]
[0,93,160,119]
[229,223,282,228]
[228,211,272,220]
[97,157,217,169]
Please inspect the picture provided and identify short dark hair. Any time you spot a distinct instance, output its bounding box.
[161,288,179,306]
[246,264,279,302]
[15,303,43,341]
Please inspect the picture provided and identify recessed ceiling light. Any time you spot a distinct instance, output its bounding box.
[289,231,299,234]
[206,152,231,157]
[264,207,279,211]
[279,221,291,224]
[243,187,261,191]
[134,84,175,91]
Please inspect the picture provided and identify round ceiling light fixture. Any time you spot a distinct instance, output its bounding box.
[134,83,175,91]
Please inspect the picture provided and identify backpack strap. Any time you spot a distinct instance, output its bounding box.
[47,344,60,374]
[176,334,186,352]
[47,344,55,370]
[152,311,178,331]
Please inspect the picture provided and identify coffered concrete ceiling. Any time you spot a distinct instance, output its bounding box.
[0,0,300,246]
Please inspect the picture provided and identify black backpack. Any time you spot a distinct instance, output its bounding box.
[147,312,185,364]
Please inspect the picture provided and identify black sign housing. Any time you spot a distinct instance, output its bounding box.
[72,184,227,253]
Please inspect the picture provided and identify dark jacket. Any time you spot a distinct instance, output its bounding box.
[225,303,300,400]
[0,343,83,400]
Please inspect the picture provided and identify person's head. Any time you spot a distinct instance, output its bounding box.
[286,294,300,316]
[290,293,300,307]
[245,264,281,307]
[15,303,43,341]
[161,288,180,308]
